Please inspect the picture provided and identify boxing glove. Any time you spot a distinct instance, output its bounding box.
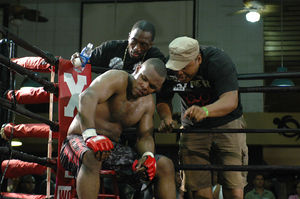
[132,152,156,181]
[82,129,113,152]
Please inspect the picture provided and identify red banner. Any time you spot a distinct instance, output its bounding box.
[54,59,91,199]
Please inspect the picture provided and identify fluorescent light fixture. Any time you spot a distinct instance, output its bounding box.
[246,11,261,23]
[11,140,22,147]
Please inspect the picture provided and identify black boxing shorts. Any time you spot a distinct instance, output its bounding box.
[60,134,89,177]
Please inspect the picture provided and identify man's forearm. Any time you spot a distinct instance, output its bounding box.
[156,102,173,120]
[206,90,238,117]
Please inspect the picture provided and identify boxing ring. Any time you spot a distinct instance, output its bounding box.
[1,25,300,199]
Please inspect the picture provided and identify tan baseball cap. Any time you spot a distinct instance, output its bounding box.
[166,36,199,71]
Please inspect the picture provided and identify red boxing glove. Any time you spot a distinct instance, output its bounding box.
[86,135,114,153]
[132,152,156,181]
[82,129,113,153]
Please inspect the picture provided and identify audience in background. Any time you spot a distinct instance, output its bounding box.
[6,177,19,193]
[245,173,276,199]
[34,174,56,195]
[288,181,300,199]
[6,174,56,195]
[15,175,36,194]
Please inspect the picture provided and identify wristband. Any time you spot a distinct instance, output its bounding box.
[142,151,154,158]
[202,107,209,117]
[82,128,97,141]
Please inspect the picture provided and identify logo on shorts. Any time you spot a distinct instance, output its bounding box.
[57,186,71,199]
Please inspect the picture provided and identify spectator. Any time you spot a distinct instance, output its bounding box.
[15,175,36,194]
[245,173,275,199]
[288,181,300,199]
[34,174,56,195]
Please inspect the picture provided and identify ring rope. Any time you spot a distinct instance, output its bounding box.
[239,86,300,93]
[176,164,300,172]
[0,58,57,95]
[171,86,300,93]
[91,66,300,80]
[0,98,59,132]
[123,127,300,134]
[5,87,58,104]
[0,147,56,170]
[3,46,299,84]
[238,71,300,80]
[2,146,300,173]
[1,123,59,139]
[0,25,57,66]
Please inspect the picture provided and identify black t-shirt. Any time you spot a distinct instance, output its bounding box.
[90,40,166,71]
[157,46,243,128]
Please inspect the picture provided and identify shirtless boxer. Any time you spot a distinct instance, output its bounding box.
[60,58,176,199]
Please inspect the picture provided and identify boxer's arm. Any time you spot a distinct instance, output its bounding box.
[133,98,156,180]
[136,97,155,155]
[78,70,126,132]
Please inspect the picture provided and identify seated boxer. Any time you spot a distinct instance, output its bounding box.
[60,58,176,199]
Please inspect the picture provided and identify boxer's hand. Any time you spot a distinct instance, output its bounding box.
[132,152,156,181]
[158,118,176,133]
[86,135,113,153]
[82,129,113,161]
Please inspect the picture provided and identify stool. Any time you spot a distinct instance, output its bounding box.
[98,170,120,199]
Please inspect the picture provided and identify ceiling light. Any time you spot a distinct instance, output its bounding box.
[270,0,294,87]
[271,67,295,87]
[246,11,260,23]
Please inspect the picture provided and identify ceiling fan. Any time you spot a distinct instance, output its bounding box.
[228,0,279,17]
[9,4,48,24]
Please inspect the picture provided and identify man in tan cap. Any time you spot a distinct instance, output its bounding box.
[156,36,247,199]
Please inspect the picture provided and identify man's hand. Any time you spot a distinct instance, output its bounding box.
[158,118,176,133]
[184,105,208,122]
[132,152,156,181]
